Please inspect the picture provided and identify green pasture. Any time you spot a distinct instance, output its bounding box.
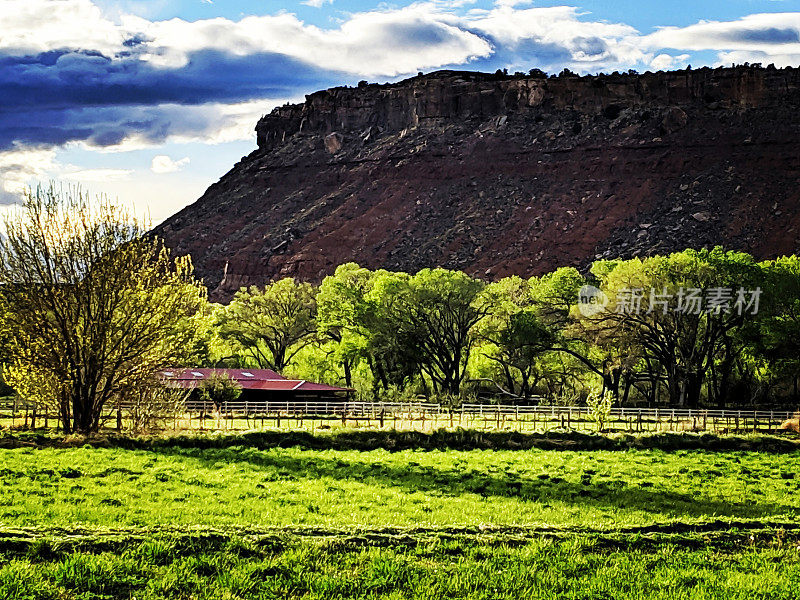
[1,442,798,530]
[1,432,799,599]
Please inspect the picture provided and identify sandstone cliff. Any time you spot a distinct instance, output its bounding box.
[156,66,800,297]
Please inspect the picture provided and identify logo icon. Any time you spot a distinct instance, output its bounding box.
[577,285,609,317]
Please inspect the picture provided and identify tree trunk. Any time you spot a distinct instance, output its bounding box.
[602,366,621,399]
[60,396,72,434]
[71,385,101,434]
[520,371,532,401]
[622,375,632,406]
[678,372,703,409]
[443,376,460,396]
[343,359,353,389]
[668,370,682,407]
[501,364,516,397]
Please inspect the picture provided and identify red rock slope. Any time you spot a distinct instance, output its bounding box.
[155,66,800,298]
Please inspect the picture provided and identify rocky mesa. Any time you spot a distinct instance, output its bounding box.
[155,66,800,297]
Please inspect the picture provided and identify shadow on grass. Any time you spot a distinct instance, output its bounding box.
[140,443,798,522]
[3,429,799,453]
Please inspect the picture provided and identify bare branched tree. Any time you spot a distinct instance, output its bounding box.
[0,184,206,433]
[124,380,191,433]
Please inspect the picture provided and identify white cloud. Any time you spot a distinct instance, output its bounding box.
[64,168,134,182]
[133,8,493,75]
[6,2,800,161]
[0,145,134,205]
[76,99,290,152]
[151,155,190,173]
[0,147,59,204]
[646,13,800,52]
[650,53,691,70]
[642,13,800,70]
[3,0,651,79]
[468,5,648,70]
[128,4,651,76]
[0,0,128,56]
[493,0,534,7]
[301,0,332,7]
[715,50,800,68]
[8,2,800,84]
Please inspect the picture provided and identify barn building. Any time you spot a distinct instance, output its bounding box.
[160,368,352,407]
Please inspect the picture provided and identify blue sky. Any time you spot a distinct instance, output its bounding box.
[2,0,800,223]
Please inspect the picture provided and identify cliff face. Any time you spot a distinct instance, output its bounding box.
[156,66,800,297]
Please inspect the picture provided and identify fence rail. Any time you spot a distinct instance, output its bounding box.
[1,397,797,433]
[183,400,441,416]
[458,404,796,422]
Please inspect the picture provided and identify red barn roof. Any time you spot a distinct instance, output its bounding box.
[161,368,285,383]
[160,368,351,393]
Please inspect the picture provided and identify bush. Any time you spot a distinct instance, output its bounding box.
[199,374,242,410]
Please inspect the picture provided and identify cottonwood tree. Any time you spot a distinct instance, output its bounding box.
[217,278,317,372]
[582,248,764,408]
[198,373,242,410]
[376,268,489,396]
[0,185,205,434]
[317,264,421,393]
[316,263,376,388]
[477,276,555,399]
[745,256,800,402]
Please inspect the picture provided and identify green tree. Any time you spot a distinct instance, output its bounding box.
[477,277,554,399]
[0,185,205,434]
[583,248,764,407]
[746,256,800,402]
[587,389,613,432]
[198,373,242,409]
[316,263,375,388]
[378,269,489,396]
[217,278,317,372]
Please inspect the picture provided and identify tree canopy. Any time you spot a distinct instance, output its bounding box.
[0,185,205,433]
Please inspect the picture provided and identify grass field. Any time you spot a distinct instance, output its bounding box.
[1,430,799,598]
[2,443,800,529]
[3,535,800,599]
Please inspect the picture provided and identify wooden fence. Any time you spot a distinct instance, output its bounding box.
[1,396,796,434]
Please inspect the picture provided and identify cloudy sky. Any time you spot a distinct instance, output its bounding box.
[3,0,800,222]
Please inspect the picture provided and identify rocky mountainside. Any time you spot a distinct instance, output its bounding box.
[156,66,800,298]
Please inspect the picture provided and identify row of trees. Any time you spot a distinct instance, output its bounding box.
[2,186,800,433]
[211,252,800,411]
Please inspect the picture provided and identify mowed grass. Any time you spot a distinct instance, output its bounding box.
[1,443,799,529]
[2,537,800,600]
